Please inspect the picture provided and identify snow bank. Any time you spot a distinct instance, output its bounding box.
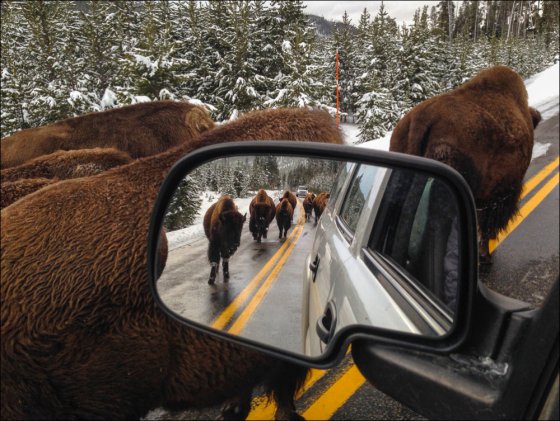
[526,62,559,119]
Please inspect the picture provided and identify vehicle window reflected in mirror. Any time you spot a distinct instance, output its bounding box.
[154,154,464,358]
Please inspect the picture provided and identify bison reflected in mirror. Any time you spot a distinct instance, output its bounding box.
[203,196,246,284]
[249,189,276,243]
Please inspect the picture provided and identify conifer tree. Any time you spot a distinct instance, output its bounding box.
[1,1,32,136]
[165,175,203,231]
[18,1,81,126]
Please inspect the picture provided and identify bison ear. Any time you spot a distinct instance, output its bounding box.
[243,213,247,222]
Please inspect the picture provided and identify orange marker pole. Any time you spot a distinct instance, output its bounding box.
[336,49,340,127]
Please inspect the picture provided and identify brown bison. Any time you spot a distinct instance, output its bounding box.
[389,65,541,264]
[313,192,330,224]
[303,192,316,222]
[249,189,276,243]
[1,106,343,420]
[0,100,214,169]
[1,178,58,209]
[281,190,297,210]
[203,196,246,284]
[276,198,294,239]
[0,147,133,183]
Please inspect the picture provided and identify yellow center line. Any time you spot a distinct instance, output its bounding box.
[302,365,366,420]
[247,348,355,419]
[229,217,305,334]
[211,204,304,329]
[520,157,559,200]
[490,170,559,253]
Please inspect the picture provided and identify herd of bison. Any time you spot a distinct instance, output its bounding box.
[1,65,542,420]
[203,187,329,284]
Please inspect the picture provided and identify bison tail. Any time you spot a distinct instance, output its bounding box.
[477,179,523,239]
[263,363,309,418]
[529,107,542,129]
[390,108,431,156]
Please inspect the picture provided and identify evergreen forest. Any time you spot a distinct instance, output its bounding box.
[1,0,559,143]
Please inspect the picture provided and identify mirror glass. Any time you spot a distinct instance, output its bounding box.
[155,155,462,358]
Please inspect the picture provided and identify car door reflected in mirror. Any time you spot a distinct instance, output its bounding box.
[154,154,462,358]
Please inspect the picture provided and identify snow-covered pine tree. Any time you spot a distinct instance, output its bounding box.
[351,7,374,116]
[233,162,251,198]
[264,1,327,109]
[217,164,237,197]
[17,1,82,127]
[71,1,123,114]
[117,1,184,103]
[355,3,402,143]
[1,1,33,137]
[213,1,262,120]
[164,175,203,231]
[333,11,357,120]
[400,6,443,106]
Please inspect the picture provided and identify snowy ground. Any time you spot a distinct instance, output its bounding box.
[166,189,282,251]
[343,62,560,162]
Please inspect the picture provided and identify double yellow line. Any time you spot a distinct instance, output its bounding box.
[248,156,560,420]
[490,156,559,252]
[211,202,306,333]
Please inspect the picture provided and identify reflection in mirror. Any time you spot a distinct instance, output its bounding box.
[155,155,461,358]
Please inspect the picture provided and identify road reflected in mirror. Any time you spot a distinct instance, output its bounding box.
[155,155,461,358]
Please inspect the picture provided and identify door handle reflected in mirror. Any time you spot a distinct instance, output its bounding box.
[316,301,337,344]
[309,255,320,282]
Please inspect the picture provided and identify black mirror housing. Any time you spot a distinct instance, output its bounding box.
[147,141,478,368]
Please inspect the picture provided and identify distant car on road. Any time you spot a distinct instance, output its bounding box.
[296,185,308,198]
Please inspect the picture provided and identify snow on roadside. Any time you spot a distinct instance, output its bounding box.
[526,62,559,120]
[347,63,559,161]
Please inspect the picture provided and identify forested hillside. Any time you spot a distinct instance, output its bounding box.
[1,1,558,143]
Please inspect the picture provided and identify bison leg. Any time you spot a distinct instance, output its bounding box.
[478,236,492,267]
[223,258,230,281]
[209,263,218,285]
[217,391,252,421]
[263,228,268,239]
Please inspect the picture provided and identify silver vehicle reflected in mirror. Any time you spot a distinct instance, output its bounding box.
[153,153,462,359]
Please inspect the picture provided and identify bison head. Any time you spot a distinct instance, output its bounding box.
[252,204,271,232]
[219,210,246,255]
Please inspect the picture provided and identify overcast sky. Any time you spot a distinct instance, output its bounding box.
[302,1,452,26]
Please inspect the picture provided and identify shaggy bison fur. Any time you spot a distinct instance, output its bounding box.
[1,106,343,420]
[276,198,294,239]
[1,178,58,209]
[203,196,246,284]
[249,189,276,243]
[313,192,330,224]
[389,65,541,264]
[0,100,214,169]
[0,147,133,184]
[303,192,316,222]
[281,190,298,210]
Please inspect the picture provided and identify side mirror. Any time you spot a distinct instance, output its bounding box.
[148,142,477,367]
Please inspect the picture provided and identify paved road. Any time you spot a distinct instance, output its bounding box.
[157,202,316,355]
[146,114,559,420]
